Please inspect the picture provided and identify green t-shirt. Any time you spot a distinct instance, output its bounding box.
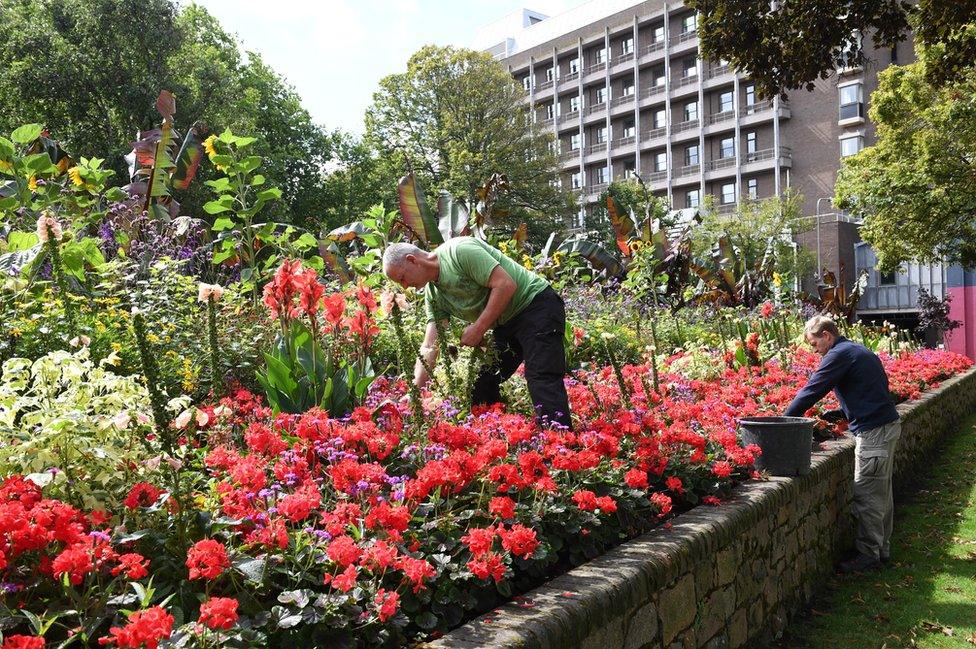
[423,237,549,326]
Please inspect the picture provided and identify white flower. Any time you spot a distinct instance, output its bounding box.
[195,409,209,427]
[69,335,91,348]
[113,410,131,430]
[600,332,616,341]
[213,404,232,419]
[197,283,225,303]
[173,409,192,430]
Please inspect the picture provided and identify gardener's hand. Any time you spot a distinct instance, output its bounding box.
[460,324,486,347]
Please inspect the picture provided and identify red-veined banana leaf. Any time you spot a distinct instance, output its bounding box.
[557,236,624,277]
[326,221,369,242]
[318,239,351,285]
[436,191,471,240]
[472,173,511,233]
[606,194,636,257]
[171,122,205,190]
[397,172,442,247]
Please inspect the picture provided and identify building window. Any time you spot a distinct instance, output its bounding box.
[594,48,606,65]
[623,160,636,178]
[719,91,733,113]
[619,120,636,138]
[522,77,531,91]
[747,178,758,199]
[545,67,554,82]
[652,25,664,43]
[654,151,667,172]
[682,14,697,33]
[653,109,666,128]
[546,104,555,119]
[721,182,736,204]
[745,84,756,110]
[684,101,698,121]
[569,95,580,112]
[571,172,582,189]
[570,134,581,150]
[595,87,607,104]
[720,136,735,159]
[621,37,634,55]
[890,46,898,64]
[654,71,666,86]
[746,131,757,154]
[683,59,698,78]
[879,270,896,285]
[686,189,700,208]
[840,135,863,157]
[596,166,610,183]
[839,83,864,120]
[595,126,607,144]
[569,58,579,74]
[685,144,699,166]
[622,82,634,97]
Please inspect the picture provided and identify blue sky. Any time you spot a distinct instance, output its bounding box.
[191,0,589,135]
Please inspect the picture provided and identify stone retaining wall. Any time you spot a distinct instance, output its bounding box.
[428,367,976,649]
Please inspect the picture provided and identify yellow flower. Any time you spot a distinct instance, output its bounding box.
[111,342,123,352]
[203,135,218,158]
[27,176,37,191]
[0,159,12,173]
[773,272,782,288]
[68,167,84,187]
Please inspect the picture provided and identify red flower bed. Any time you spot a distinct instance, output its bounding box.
[0,348,969,646]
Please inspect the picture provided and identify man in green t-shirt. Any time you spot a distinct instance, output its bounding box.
[383,237,572,429]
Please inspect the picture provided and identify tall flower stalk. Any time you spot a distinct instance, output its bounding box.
[199,283,225,397]
[37,213,75,336]
[132,309,172,451]
[389,301,424,431]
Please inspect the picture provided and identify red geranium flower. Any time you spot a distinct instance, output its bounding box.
[198,597,239,630]
[185,539,230,581]
[98,606,173,649]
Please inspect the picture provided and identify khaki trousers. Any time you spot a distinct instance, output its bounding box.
[853,420,901,559]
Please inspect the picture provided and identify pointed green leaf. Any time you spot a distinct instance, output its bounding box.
[11,124,43,145]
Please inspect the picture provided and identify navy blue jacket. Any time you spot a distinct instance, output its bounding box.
[784,337,899,434]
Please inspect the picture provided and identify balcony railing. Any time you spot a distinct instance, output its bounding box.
[641,85,665,99]
[705,156,736,171]
[641,126,666,140]
[560,71,579,83]
[641,42,665,56]
[706,64,731,78]
[742,146,792,163]
[743,99,773,115]
[537,80,554,91]
[612,136,636,148]
[558,111,580,123]
[585,102,607,115]
[645,170,667,182]
[584,62,607,75]
[672,119,700,133]
[672,74,699,89]
[559,151,578,162]
[587,182,609,195]
[587,142,607,155]
[716,203,737,214]
[614,51,635,64]
[610,94,635,107]
[705,109,734,125]
[676,30,698,44]
[675,163,700,177]
[538,118,555,128]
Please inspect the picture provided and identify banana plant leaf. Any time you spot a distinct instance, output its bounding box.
[397,172,442,247]
[606,195,636,257]
[557,237,624,277]
[472,173,511,232]
[327,222,369,242]
[171,122,205,190]
[318,239,351,284]
[436,191,471,241]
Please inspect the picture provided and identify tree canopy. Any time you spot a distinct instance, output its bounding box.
[0,0,345,227]
[365,45,571,242]
[834,47,976,269]
[687,0,976,97]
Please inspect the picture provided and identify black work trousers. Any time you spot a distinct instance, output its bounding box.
[471,287,572,429]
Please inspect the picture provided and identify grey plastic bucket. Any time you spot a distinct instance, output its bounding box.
[737,416,814,477]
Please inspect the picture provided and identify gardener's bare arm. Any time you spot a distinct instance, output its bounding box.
[414,320,441,388]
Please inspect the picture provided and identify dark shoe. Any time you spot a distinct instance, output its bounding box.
[838,553,882,574]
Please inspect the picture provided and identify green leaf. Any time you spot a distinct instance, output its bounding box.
[256,188,282,202]
[204,199,233,215]
[436,191,471,241]
[24,153,56,174]
[7,231,38,251]
[251,174,266,186]
[240,155,262,173]
[263,353,298,395]
[205,177,232,192]
[0,137,15,159]
[212,216,235,231]
[11,124,43,144]
[212,247,236,264]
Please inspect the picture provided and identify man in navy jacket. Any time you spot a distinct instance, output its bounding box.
[785,315,900,573]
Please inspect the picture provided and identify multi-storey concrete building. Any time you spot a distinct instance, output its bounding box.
[474,0,913,288]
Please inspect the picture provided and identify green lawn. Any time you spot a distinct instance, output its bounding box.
[776,414,976,648]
